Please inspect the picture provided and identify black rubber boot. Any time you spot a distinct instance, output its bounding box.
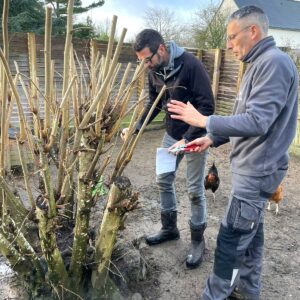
[186,221,206,269]
[145,211,180,245]
[226,287,248,300]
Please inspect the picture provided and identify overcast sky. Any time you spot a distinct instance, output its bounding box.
[80,0,220,41]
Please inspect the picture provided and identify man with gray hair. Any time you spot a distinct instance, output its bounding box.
[167,5,298,300]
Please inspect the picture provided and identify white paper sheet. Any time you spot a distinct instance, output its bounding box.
[156,148,177,175]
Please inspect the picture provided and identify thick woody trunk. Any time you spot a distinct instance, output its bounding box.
[0,216,47,296]
[69,130,97,288]
[92,176,138,290]
[35,208,68,288]
[0,176,28,226]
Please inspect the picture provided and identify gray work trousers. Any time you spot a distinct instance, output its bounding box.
[156,132,208,225]
[202,167,287,300]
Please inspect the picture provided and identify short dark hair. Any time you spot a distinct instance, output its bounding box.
[133,29,165,53]
[229,5,269,35]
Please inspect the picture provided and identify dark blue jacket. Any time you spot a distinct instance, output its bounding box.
[137,51,215,141]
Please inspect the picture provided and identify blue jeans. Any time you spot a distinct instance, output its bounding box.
[156,133,208,225]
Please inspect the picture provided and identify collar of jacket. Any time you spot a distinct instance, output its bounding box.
[242,36,276,63]
[155,63,183,81]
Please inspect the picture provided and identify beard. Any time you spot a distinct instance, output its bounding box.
[148,54,166,72]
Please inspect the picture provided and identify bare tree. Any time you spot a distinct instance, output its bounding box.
[0,3,162,298]
[143,7,191,46]
[95,17,114,41]
[191,2,229,49]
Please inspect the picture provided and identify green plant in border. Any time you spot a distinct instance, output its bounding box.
[91,176,107,197]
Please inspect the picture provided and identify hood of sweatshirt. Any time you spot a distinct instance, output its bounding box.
[155,41,185,80]
[164,40,185,70]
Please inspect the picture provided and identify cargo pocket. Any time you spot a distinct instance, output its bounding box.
[227,197,260,233]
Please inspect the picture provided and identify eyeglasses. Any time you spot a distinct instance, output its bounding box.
[226,26,251,41]
[137,50,157,64]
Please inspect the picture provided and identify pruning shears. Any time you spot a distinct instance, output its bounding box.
[169,144,198,154]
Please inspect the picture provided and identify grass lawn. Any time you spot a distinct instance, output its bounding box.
[121,112,165,128]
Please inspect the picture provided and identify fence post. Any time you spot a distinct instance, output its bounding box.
[27,33,39,136]
[90,39,98,97]
[137,68,145,99]
[196,49,203,61]
[236,61,247,94]
[211,49,222,111]
[90,39,98,69]
[291,62,300,153]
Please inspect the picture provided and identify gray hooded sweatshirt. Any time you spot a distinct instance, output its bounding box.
[154,40,185,80]
[206,36,299,177]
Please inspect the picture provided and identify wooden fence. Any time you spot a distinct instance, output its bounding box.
[1,33,138,127]
[0,33,299,165]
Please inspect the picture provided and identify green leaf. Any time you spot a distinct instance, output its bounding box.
[91,176,107,197]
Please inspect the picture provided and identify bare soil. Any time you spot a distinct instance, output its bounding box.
[0,128,299,300]
[110,129,300,300]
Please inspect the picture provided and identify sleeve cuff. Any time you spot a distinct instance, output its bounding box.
[206,116,212,132]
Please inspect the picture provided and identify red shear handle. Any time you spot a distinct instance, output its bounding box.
[183,144,198,152]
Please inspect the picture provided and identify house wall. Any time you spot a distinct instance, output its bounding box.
[269,28,300,48]
[218,0,238,14]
